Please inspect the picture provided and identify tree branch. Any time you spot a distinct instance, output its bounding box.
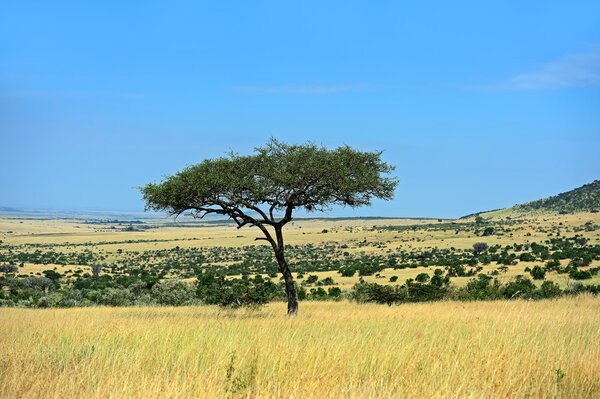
[255,223,277,250]
[279,204,294,225]
[247,205,273,225]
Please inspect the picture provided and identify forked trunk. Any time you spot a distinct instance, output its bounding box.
[275,249,298,316]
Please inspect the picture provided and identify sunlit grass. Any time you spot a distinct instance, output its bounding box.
[1,296,599,398]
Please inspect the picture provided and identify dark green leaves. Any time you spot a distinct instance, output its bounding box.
[140,139,398,223]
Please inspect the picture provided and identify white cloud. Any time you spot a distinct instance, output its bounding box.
[505,50,600,90]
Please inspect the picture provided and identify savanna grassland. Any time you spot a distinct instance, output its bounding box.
[1,298,600,398]
[1,211,600,292]
[1,211,600,397]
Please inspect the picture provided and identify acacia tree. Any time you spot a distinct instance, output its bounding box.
[140,139,398,315]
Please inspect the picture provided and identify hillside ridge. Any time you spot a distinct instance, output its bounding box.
[464,180,600,218]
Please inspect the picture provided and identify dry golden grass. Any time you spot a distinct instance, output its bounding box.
[1,296,599,398]
[2,213,600,397]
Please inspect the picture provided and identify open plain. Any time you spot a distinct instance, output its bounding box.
[1,212,600,397]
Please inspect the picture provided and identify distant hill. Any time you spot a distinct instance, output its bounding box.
[513,180,600,214]
[464,180,600,218]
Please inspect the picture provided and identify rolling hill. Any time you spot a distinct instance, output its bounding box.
[465,180,600,218]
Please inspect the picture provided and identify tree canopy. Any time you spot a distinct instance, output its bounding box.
[141,139,397,225]
[140,138,398,315]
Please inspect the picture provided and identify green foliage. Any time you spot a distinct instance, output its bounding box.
[25,277,53,292]
[0,264,18,273]
[196,273,281,307]
[569,269,592,280]
[537,281,562,298]
[140,138,398,217]
[351,283,405,306]
[320,277,334,285]
[482,227,494,236]
[151,280,196,306]
[463,274,502,300]
[99,288,135,306]
[501,276,536,299]
[530,266,546,280]
[545,259,561,270]
[514,180,600,214]
[139,139,398,315]
[339,267,356,277]
[519,252,536,262]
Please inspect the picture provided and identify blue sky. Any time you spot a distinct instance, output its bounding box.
[1,1,599,218]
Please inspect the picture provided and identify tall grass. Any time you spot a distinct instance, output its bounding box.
[1,296,599,398]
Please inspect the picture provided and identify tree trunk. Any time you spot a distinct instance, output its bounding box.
[275,248,298,316]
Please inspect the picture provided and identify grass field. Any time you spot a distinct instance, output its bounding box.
[1,212,600,397]
[1,296,599,398]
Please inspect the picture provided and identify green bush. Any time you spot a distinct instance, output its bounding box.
[100,288,134,306]
[530,266,546,280]
[151,280,196,306]
[537,281,562,298]
[569,269,592,280]
[351,283,404,306]
[462,274,501,300]
[501,276,536,299]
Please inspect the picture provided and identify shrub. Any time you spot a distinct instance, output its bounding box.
[321,277,334,285]
[339,268,356,277]
[530,266,546,280]
[564,282,585,295]
[545,259,561,271]
[151,280,196,306]
[310,287,327,298]
[100,288,134,306]
[25,277,53,292]
[430,275,445,286]
[0,299,15,307]
[482,227,494,236]
[472,242,488,254]
[0,264,18,273]
[462,274,501,300]
[91,264,103,277]
[351,283,404,306]
[537,281,562,298]
[502,276,536,299]
[407,282,448,302]
[569,269,592,280]
[198,275,280,308]
[519,253,536,262]
[37,293,65,308]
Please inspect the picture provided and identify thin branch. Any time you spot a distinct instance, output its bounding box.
[247,205,273,225]
[255,223,277,250]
